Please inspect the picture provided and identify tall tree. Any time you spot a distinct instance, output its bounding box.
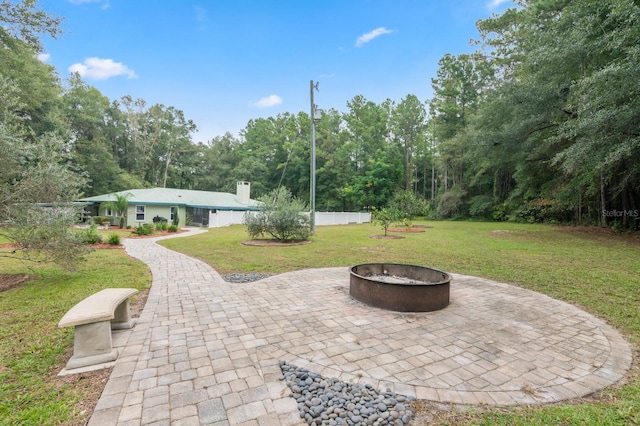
[0,2,90,268]
[473,0,640,225]
[429,53,493,194]
[390,94,427,192]
[0,0,62,51]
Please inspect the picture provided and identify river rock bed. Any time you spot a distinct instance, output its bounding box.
[280,361,415,425]
[221,273,274,283]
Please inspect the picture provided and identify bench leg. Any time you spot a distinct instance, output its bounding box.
[66,321,118,370]
[111,299,136,330]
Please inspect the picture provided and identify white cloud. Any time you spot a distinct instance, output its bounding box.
[37,53,51,62]
[68,57,138,80]
[251,94,283,108]
[68,0,110,9]
[488,0,510,9]
[355,27,394,47]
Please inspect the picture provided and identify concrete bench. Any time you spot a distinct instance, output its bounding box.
[58,288,138,370]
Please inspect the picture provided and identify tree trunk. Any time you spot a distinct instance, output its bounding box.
[163,149,173,188]
[444,160,449,191]
[577,192,582,225]
[600,172,606,227]
[431,161,436,202]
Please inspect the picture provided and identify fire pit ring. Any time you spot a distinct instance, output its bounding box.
[349,263,451,312]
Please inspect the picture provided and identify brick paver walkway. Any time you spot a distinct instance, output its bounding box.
[88,229,632,425]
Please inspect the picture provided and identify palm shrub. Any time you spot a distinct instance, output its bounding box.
[107,233,121,245]
[103,193,131,229]
[244,187,311,242]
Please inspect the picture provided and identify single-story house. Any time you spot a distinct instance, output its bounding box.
[79,181,261,228]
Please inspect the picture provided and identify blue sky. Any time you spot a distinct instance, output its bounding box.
[38,0,513,143]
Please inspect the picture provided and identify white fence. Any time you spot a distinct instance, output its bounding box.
[313,212,371,226]
[207,210,371,228]
[208,210,249,228]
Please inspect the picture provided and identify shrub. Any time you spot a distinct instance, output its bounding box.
[81,225,103,244]
[513,198,573,224]
[436,187,467,218]
[92,216,112,226]
[126,225,132,229]
[168,224,179,232]
[243,187,311,242]
[469,195,495,220]
[107,233,121,245]
[389,190,430,220]
[132,223,154,236]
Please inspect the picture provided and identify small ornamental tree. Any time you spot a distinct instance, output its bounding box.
[371,206,402,236]
[244,187,311,242]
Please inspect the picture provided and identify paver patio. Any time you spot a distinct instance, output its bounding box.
[88,229,632,425]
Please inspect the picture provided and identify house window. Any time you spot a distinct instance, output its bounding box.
[170,206,177,222]
[105,207,113,216]
[136,205,145,221]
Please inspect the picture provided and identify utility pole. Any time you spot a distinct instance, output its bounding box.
[310,80,319,232]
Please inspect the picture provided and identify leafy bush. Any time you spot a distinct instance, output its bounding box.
[91,216,112,226]
[133,223,154,236]
[436,187,467,218]
[492,202,509,221]
[172,211,180,227]
[81,225,103,244]
[389,190,430,220]
[469,195,495,220]
[243,187,311,242]
[513,198,573,224]
[168,224,179,233]
[107,233,121,245]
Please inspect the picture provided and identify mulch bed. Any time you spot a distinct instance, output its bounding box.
[126,230,190,238]
[388,227,426,233]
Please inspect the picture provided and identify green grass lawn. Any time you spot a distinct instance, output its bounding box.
[160,221,640,425]
[0,248,151,426]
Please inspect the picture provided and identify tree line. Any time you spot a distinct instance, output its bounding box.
[2,0,639,231]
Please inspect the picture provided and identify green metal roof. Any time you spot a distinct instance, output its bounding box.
[79,188,261,211]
